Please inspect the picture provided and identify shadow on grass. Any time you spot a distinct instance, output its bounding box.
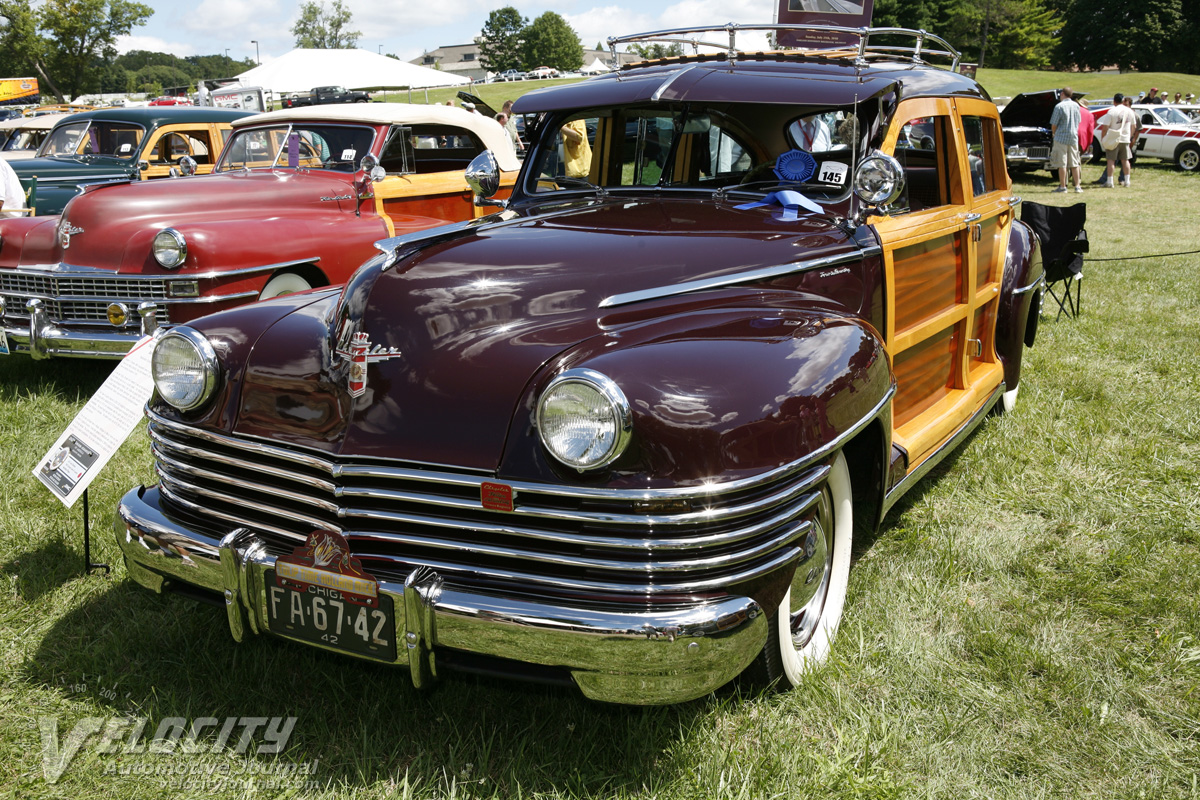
[0,355,115,403]
[2,539,92,603]
[21,576,715,795]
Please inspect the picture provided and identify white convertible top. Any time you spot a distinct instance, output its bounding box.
[232,103,520,171]
[0,113,69,132]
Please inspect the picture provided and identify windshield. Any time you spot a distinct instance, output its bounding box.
[37,120,145,158]
[216,123,377,172]
[2,128,45,152]
[1154,106,1193,126]
[528,103,866,197]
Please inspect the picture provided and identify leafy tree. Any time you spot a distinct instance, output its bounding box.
[1056,0,1182,70]
[522,11,583,71]
[41,0,153,101]
[630,43,683,60]
[291,0,360,49]
[0,1,62,99]
[478,6,527,72]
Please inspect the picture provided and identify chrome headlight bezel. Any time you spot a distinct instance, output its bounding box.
[535,368,633,471]
[151,327,219,411]
[152,228,188,269]
[852,151,905,207]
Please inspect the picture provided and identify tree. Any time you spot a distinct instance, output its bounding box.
[1056,0,1182,71]
[291,0,360,49]
[40,0,152,101]
[630,43,683,60]
[522,11,583,72]
[478,6,527,72]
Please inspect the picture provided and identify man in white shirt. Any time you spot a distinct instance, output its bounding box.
[0,158,27,217]
[1099,93,1137,188]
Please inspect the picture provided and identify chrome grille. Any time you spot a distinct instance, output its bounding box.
[1027,146,1051,160]
[149,410,831,603]
[1,271,172,325]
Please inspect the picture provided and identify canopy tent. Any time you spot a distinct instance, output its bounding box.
[580,57,613,74]
[234,49,468,96]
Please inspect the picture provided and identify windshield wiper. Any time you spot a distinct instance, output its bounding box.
[553,175,607,197]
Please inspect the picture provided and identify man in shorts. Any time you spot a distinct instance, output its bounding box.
[1099,93,1137,188]
[1049,87,1082,193]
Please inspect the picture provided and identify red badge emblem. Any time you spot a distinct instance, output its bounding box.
[481,482,515,512]
[275,529,379,606]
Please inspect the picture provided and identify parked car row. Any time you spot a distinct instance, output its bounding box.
[0,103,520,358]
[10,25,1048,706]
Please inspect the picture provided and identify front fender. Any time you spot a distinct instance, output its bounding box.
[995,218,1043,391]
[501,308,892,489]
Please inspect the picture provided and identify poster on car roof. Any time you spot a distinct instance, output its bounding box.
[774,0,875,49]
[0,77,38,106]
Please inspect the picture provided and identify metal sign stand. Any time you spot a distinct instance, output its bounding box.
[82,489,110,575]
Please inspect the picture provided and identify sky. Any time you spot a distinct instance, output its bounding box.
[116,0,778,68]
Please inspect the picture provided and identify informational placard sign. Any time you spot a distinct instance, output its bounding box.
[775,0,876,49]
[34,336,156,508]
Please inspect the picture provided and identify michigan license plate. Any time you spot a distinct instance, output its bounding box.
[265,569,397,662]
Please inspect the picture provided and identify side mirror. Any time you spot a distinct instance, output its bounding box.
[465,151,505,207]
[178,155,198,176]
[137,160,149,178]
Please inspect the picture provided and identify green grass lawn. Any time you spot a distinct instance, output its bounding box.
[1,156,1198,798]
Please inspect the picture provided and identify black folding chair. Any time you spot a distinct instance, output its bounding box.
[1020,202,1088,319]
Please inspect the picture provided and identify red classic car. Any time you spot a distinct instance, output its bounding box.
[0,103,519,359]
[115,25,1046,704]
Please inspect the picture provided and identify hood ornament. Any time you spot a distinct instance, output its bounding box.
[335,330,402,398]
[58,222,84,249]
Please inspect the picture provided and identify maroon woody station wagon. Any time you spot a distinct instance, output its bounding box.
[115,24,1045,704]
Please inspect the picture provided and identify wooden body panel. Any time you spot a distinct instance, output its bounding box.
[870,96,1014,471]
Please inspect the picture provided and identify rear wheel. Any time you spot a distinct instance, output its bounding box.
[259,272,313,300]
[743,451,853,689]
[1177,143,1200,171]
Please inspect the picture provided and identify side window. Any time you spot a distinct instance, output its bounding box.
[892,116,956,214]
[397,124,485,174]
[149,130,215,165]
[962,116,1001,196]
[535,114,599,190]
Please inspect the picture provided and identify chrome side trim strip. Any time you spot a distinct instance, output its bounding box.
[148,384,892,504]
[10,258,323,282]
[883,384,1002,514]
[599,246,883,308]
[1012,274,1045,296]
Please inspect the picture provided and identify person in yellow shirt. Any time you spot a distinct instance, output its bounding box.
[561,119,591,179]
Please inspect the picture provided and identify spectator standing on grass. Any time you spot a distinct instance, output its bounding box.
[1050,86,1082,193]
[1099,92,1136,188]
[501,99,523,153]
[1146,87,1163,105]
[1077,98,1095,160]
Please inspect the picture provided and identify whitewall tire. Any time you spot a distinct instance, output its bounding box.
[259,272,314,300]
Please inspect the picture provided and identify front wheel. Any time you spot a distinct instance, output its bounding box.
[743,451,853,689]
[1176,144,1200,171]
[259,272,314,300]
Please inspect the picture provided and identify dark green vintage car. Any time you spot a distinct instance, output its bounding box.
[13,106,252,216]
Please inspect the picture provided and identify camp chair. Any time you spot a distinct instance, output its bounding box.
[1020,201,1088,319]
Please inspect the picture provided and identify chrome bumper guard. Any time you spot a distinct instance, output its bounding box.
[1,298,159,359]
[116,485,770,705]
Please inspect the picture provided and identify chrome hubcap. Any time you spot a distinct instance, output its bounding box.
[789,487,834,649]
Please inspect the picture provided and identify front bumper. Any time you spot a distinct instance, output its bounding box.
[1,296,158,359]
[115,485,770,705]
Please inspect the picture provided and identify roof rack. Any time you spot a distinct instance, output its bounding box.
[608,23,961,72]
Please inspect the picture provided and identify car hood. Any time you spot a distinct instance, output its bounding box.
[1000,90,1087,129]
[42,170,361,272]
[224,196,862,470]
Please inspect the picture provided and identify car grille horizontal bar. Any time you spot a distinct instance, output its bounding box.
[148,410,832,602]
[1,271,172,326]
[1027,146,1050,159]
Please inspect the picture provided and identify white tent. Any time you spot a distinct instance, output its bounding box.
[580,57,613,74]
[234,49,469,96]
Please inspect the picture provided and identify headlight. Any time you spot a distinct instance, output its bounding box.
[852,151,905,206]
[536,368,632,471]
[152,327,219,410]
[152,228,187,269]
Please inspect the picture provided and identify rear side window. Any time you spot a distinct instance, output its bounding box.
[381,125,486,175]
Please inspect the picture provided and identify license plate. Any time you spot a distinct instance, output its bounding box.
[265,569,397,662]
